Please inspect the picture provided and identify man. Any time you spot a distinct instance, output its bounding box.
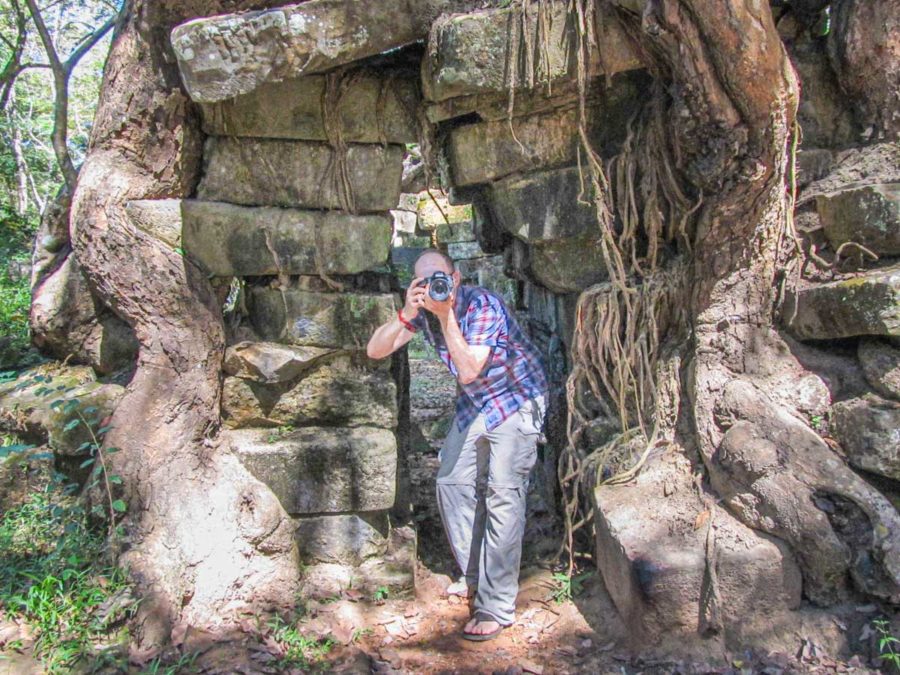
[367,249,548,641]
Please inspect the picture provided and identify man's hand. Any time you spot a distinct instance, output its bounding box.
[423,284,455,322]
[403,276,427,322]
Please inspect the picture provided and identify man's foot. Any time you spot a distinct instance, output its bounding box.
[462,611,504,641]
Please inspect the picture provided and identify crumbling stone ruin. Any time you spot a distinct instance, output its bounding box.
[4,0,898,660]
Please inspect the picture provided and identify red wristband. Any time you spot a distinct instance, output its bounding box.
[398,308,417,332]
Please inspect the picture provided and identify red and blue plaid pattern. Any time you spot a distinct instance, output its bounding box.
[409,285,548,431]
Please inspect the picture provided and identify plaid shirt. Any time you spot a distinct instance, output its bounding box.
[409,285,548,431]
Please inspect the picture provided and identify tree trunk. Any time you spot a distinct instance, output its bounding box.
[614,0,900,604]
[69,0,303,650]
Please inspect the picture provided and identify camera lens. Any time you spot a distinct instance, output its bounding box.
[429,276,451,302]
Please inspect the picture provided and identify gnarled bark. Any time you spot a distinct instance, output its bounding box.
[612,0,900,608]
[69,0,304,650]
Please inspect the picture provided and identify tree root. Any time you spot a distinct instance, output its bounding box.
[708,377,900,604]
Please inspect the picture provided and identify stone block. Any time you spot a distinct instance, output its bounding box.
[197,138,403,212]
[592,451,801,652]
[488,166,597,242]
[223,341,339,384]
[447,241,488,259]
[508,237,608,293]
[171,0,475,103]
[228,426,397,514]
[246,287,396,350]
[422,0,640,102]
[455,255,517,305]
[0,366,124,456]
[223,358,398,429]
[297,525,417,597]
[858,339,900,401]
[200,70,418,143]
[817,183,900,257]
[447,74,641,186]
[785,265,900,340]
[831,394,900,481]
[181,201,392,276]
[294,512,390,566]
[125,199,182,248]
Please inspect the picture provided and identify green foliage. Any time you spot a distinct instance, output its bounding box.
[550,570,590,604]
[268,615,335,670]
[874,619,900,672]
[140,651,199,675]
[0,491,136,673]
[373,585,389,603]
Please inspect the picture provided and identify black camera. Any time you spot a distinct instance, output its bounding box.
[418,271,454,302]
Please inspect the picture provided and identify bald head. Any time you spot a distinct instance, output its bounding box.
[414,249,455,279]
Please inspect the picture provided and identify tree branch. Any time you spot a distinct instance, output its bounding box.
[64,13,116,75]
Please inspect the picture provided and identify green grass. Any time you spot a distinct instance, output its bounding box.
[268,615,335,670]
[0,489,136,673]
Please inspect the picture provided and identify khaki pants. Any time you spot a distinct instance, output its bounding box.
[436,395,546,625]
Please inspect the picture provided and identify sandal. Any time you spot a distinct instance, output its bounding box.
[462,610,505,642]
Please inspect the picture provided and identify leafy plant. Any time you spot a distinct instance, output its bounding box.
[550,570,591,604]
[0,492,136,673]
[373,586,389,603]
[874,619,900,672]
[268,615,334,670]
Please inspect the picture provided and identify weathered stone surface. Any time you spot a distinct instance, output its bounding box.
[785,265,900,339]
[434,220,475,244]
[125,199,183,248]
[422,0,639,103]
[182,201,392,276]
[298,525,417,597]
[455,255,516,305]
[447,241,488,260]
[416,194,472,233]
[246,287,396,350]
[513,237,609,293]
[831,394,900,481]
[790,39,859,148]
[197,138,404,212]
[801,143,900,205]
[30,256,138,375]
[294,512,389,566]
[593,451,801,651]
[200,70,419,143]
[223,341,338,383]
[447,77,640,186]
[858,339,900,401]
[0,365,124,456]
[223,359,398,429]
[171,0,477,103]
[228,426,397,514]
[817,183,900,256]
[488,167,597,242]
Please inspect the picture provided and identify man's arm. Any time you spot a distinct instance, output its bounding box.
[366,277,426,360]
[439,309,490,385]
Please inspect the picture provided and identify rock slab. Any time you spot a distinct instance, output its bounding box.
[200,70,419,143]
[229,426,397,514]
[223,359,397,429]
[172,0,475,103]
[785,265,900,340]
[817,183,900,256]
[831,394,900,481]
[858,339,900,401]
[246,287,396,350]
[197,138,404,212]
[294,512,389,566]
[182,201,392,276]
[422,0,639,102]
